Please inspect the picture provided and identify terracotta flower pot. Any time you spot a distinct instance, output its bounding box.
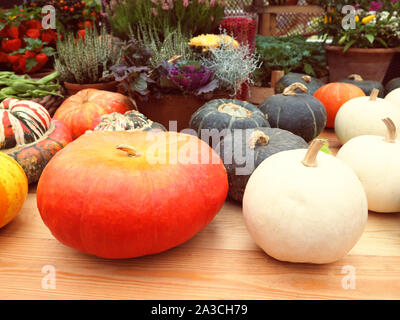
[63,81,118,96]
[325,46,398,83]
[137,92,231,132]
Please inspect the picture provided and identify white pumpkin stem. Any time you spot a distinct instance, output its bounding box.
[283,82,308,96]
[218,103,251,118]
[301,75,312,83]
[369,88,380,101]
[249,130,269,149]
[302,139,325,168]
[382,118,397,143]
[116,144,141,158]
[348,74,363,82]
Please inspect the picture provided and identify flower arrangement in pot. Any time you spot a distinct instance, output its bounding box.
[105,12,260,131]
[318,0,400,82]
[54,26,123,95]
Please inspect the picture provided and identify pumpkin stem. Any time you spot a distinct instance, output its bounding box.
[382,118,397,143]
[218,102,251,118]
[116,144,141,158]
[249,130,269,149]
[369,88,380,101]
[283,82,308,96]
[348,74,363,82]
[301,75,312,83]
[302,139,325,168]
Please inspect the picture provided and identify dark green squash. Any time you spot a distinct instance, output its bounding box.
[217,127,308,202]
[385,77,400,94]
[275,72,325,95]
[92,110,167,132]
[339,74,384,97]
[189,99,270,146]
[259,83,327,142]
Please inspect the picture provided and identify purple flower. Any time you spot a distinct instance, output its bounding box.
[369,1,383,11]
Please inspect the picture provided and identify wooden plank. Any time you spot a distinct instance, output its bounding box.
[1,130,400,299]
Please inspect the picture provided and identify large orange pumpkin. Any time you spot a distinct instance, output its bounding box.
[36,131,228,259]
[53,89,136,139]
[314,83,365,128]
[0,153,28,229]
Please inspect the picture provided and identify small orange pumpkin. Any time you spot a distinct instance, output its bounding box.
[314,83,366,128]
[53,89,137,139]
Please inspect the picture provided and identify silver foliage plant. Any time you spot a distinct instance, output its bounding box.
[55,27,123,84]
[201,33,262,96]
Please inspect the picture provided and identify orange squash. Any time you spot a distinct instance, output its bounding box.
[314,83,365,128]
[53,89,136,139]
[37,131,228,259]
[0,153,28,229]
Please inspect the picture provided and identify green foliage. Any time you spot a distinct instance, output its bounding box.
[254,35,328,86]
[105,0,225,41]
[135,24,196,69]
[318,0,400,49]
[54,27,122,84]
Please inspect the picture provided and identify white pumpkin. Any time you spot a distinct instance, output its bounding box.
[385,88,400,107]
[335,89,400,144]
[242,139,368,264]
[337,118,400,213]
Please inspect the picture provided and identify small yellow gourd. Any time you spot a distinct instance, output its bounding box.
[0,153,28,228]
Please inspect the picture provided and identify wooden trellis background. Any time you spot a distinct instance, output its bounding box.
[225,0,324,37]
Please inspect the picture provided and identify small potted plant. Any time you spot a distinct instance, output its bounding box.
[54,26,123,95]
[251,34,328,103]
[319,0,400,82]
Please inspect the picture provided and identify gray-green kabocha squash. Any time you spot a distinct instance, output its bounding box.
[217,127,308,202]
[275,72,325,95]
[258,83,327,142]
[385,77,400,94]
[92,110,167,132]
[339,74,384,97]
[189,99,270,146]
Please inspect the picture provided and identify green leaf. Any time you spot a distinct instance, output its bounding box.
[303,63,315,77]
[320,139,331,155]
[343,40,356,52]
[365,34,375,44]
[375,37,388,48]
[26,58,38,72]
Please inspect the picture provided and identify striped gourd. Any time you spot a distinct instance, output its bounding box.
[93,111,166,132]
[0,98,51,149]
[0,98,72,184]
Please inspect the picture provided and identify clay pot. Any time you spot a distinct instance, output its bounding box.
[137,92,230,132]
[63,81,118,96]
[325,46,398,83]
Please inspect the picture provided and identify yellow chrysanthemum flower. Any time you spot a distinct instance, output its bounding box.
[355,16,360,22]
[189,34,239,50]
[362,15,375,24]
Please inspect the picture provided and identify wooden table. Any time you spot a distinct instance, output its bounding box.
[1,130,399,300]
